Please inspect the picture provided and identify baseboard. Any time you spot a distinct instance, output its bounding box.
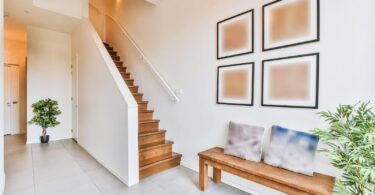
[180,161,265,195]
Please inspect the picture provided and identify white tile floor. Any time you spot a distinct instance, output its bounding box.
[4,135,249,195]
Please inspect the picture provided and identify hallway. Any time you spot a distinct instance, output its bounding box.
[4,135,249,195]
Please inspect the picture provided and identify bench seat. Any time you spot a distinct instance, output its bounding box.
[198,147,335,195]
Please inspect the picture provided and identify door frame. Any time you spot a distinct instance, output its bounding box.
[71,54,79,141]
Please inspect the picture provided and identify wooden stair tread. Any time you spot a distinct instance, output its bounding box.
[139,110,153,113]
[139,140,173,152]
[139,130,166,137]
[140,152,182,170]
[139,119,160,124]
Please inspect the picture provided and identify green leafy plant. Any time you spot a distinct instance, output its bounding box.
[28,98,62,139]
[312,102,375,195]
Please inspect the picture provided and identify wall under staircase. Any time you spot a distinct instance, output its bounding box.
[71,19,139,186]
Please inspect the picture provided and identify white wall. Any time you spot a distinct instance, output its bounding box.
[92,0,375,194]
[0,0,5,192]
[27,26,72,144]
[71,19,139,186]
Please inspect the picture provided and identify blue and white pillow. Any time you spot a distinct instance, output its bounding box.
[264,125,319,176]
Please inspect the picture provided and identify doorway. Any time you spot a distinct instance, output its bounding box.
[4,64,20,135]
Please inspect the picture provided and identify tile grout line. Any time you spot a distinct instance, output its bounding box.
[30,145,37,195]
[61,140,104,195]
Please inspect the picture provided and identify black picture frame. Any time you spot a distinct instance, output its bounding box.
[217,62,255,106]
[262,0,320,51]
[261,53,319,109]
[217,9,254,59]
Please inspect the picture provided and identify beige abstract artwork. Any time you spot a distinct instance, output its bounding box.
[269,63,310,100]
[270,0,310,42]
[223,69,249,99]
[223,19,249,52]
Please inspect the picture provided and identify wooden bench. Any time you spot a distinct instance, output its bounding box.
[198,147,335,195]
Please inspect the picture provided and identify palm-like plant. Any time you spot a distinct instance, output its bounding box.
[312,102,375,195]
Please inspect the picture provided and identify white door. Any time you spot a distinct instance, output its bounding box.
[72,55,79,141]
[4,65,20,135]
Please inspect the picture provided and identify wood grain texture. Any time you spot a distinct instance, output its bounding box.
[198,147,335,195]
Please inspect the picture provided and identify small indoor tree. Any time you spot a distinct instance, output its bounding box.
[29,98,62,143]
[312,102,375,195]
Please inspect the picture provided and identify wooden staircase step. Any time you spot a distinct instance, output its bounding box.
[139,110,154,121]
[139,141,173,167]
[128,86,139,93]
[139,120,159,134]
[133,93,143,101]
[108,51,117,56]
[111,55,120,61]
[117,67,127,72]
[137,101,148,111]
[139,130,166,149]
[139,153,182,179]
[121,72,131,79]
[125,79,134,86]
[114,60,123,66]
[103,42,109,47]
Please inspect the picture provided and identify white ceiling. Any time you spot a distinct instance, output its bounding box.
[4,0,84,33]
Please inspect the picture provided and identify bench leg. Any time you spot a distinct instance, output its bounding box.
[199,158,208,191]
[213,167,221,184]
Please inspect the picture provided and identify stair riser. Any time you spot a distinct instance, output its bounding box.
[112,56,120,61]
[129,87,138,93]
[139,144,172,167]
[125,80,134,86]
[139,132,166,148]
[139,156,181,179]
[109,51,117,56]
[121,73,130,79]
[138,104,147,111]
[139,112,153,121]
[115,61,123,66]
[133,95,143,101]
[117,67,127,72]
[139,121,159,133]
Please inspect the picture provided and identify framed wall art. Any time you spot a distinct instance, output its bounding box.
[261,53,319,108]
[217,62,254,106]
[217,10,254,59]
[263,0,320,51]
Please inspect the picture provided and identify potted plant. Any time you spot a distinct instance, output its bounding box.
[312,102,375,195]
[29,98,62,143]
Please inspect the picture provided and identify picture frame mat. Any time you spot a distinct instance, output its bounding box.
[262,53,319,108]
[217,63,254,105]
[217,10,254,59]
[263,0,320,51]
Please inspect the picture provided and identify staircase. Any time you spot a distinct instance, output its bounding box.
[103,42,182,179]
